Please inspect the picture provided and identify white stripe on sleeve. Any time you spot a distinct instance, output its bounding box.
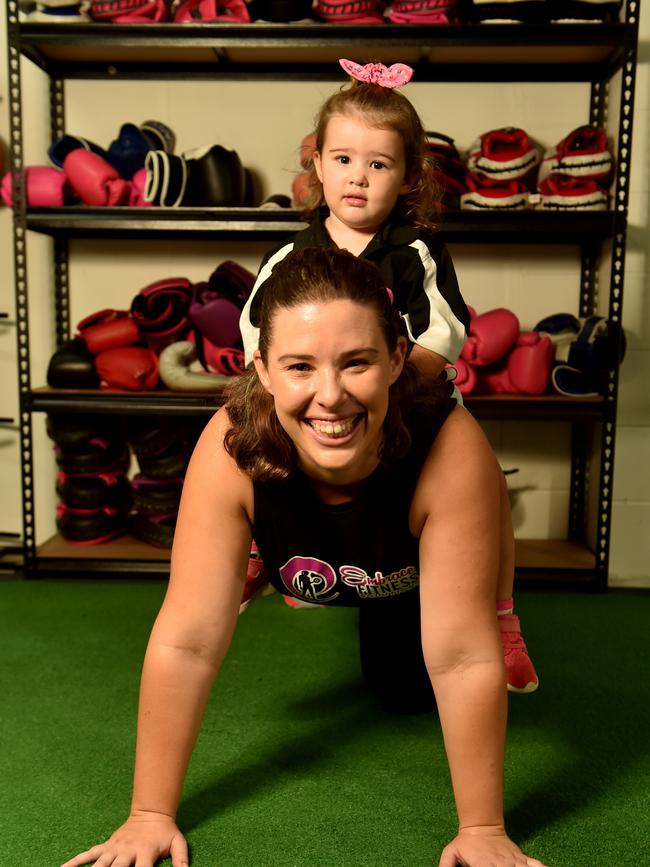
[240,242,295,365]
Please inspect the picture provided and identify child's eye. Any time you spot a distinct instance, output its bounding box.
[336,155,351,165]
[370,160,387,170]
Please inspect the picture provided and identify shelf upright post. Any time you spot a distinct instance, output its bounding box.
[589,0,640,589]
[5,0,36,574]
[50,77,70,346]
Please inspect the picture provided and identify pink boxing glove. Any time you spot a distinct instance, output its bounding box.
[461,307,520,367]
[1,166,70,208]
[129,167,151,207]
[63,150,130,206]
[447,359,478,396]
[481,332,553,395]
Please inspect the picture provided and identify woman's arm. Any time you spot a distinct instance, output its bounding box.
[411,406,546,867]
[62,409,254,867]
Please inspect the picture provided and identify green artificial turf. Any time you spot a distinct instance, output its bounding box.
[2,579,649,866]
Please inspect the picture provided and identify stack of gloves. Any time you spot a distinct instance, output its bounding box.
[451,306,625,398]
[46,412,132,545]
[46,261,254,393]
[459,124,615,212]
[1,120,255,209]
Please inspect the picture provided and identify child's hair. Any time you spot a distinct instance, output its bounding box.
[300,79,440,231]
[224,247,449,482]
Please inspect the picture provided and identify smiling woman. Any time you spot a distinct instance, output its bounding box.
[61,248,547,867]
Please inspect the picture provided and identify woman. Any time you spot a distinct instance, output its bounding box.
[62,247,546,867]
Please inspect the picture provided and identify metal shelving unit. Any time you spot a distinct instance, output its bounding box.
[5,5,640,584]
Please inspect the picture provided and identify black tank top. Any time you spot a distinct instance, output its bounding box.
[253,399,456,607]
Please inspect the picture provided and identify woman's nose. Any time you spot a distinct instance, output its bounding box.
[314,369,345,408]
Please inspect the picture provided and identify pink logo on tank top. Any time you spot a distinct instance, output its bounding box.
[278,556,340,603]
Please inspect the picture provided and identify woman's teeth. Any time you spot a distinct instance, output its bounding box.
[310,418,357,438]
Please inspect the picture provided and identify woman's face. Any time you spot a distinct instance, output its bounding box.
[254,299,406,487]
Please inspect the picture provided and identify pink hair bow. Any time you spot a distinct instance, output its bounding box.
[339,58,414,89]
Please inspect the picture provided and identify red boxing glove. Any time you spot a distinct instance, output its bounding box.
[1,166,70,208]
[129,167,151,207]
[76,309,141,355]
[461,307,520,367]
[63,150,130,206]
[95,346,159,391]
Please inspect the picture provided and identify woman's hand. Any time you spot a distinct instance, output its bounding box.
[60,810,189,867]
[438,825,547,867]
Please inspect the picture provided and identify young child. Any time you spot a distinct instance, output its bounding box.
[240,58,538,694]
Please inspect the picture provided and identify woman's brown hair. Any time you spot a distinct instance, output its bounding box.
[300,79,440,230]
[224,247,448,482]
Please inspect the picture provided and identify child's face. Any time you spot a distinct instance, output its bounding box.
[313,113,410,237]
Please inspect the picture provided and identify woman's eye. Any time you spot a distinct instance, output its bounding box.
[288,363,311,373]
[346,358,369,369]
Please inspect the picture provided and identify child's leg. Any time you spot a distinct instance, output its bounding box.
[497,472,539,693]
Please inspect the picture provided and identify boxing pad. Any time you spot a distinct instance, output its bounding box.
[46,412,124,446]
[130,511,178,548]
[76,309,141,355]
[130,474,184,513]
[95,346,160,391]
[189,283,243,349]
[125,417,199,460]
[47,338,100,389]
[106,122,154,180]
[247,0,313,19]
[158,341,232,392]
[56,503,127,545]
[461,308,520,367]
[183,144,247,207]
[130,277,193,353]
[129,168,151,207]
[63,150,131,206]
[49,134,110,170]
[54,437,131,475]
[173,0,250,22]
[56,471,132,511]
[1,166,70,208]
[135,436,196,479]
[144,151,188,207]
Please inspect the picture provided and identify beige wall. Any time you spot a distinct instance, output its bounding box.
[1,9,648,584]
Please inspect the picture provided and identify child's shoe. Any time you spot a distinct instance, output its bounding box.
[499,613,539,693]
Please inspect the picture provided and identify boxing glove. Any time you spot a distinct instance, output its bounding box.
[480,332,553,395]
[202,343,245,376]
[46,339,100,389]
[208,260,256,308]
[189,284,242,349]
[173,0,250,22]
[158,341,232,392]
[129,167,151,207]
[292,171,313,207]
[49,134,109,170]
[63,150,130,206]
[140,120,176,155]
[106,122,154,180]
[144,151,188,207]
[461,308,520,367]
[130,277,193,353]
[89,0,169,20]
[534,312,581,361]
[95,346,160,391]
[299,132,317,169]
[1,166,70,208]
[76,309,141,355]
[448,358,478,396]
[183,144,247,207]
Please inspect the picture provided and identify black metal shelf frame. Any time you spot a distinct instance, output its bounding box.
[5,2,641,585]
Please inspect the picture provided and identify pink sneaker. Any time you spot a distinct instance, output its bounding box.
[499,613,539,693]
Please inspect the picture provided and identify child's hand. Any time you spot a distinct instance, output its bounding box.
[60,810,188,867]
[438,825,547,866]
